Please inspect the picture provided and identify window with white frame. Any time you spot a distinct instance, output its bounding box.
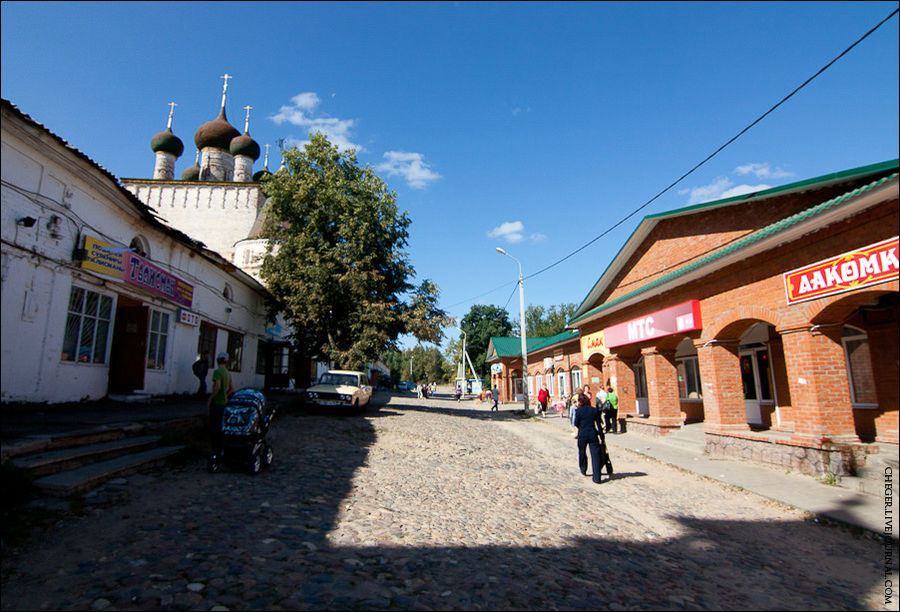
[571,367,582,393]
[61,286,113,364]
[634,358,648,398]
[676,357,703,399]
[557,369,567,398]
[146,310,170,370]
[545,372,553,396]
[842,325,877,406]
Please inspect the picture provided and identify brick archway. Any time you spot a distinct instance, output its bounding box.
[702,306,785,343]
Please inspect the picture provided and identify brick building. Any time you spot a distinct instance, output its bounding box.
[567,160,898,477]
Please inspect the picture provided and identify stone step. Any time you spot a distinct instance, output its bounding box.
[837,474,886,498]
[34,446,185,496]
[11,435,163,477]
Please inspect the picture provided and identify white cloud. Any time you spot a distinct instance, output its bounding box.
[269,92,361,152]
[679,177,771,205]
[735,162,794,180]
[488,221,544,244]
[680,162,792,205]
[375,151,442,189]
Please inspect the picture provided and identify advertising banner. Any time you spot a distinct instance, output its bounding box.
[79,235,193,307]
[604,300,702,348]
[581,330,608,360]
[783,236,898,305]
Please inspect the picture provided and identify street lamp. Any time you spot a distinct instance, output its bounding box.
[455,327,467,383]
[495,247,530,415]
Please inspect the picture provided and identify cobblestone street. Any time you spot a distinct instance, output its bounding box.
[1,392,894,611]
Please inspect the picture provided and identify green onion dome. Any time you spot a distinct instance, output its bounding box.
[194,108,241,151]
[150,128,184,157]
[181,163,201,181]
[230,132,261,160]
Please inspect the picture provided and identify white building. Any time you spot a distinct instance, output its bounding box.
[1,99,277,403]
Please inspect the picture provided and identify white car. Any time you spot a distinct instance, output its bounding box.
[305,370,373,413]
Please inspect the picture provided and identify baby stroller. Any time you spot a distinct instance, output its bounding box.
[598,431,614,480]
[208,388,275,475]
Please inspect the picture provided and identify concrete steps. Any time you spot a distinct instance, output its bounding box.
[31,446,184,496]
[838,443,898,497]
[9,429,186,497]
[653,424,707,454]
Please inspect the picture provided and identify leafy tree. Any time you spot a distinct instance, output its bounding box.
[512,303,577,337]
[460,304,513,378]
[260,133,449,370]
[385,346,453,383]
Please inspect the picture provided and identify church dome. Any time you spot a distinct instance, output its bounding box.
[151,128,184,157]
[194,109,241,151]
[230,132,260,160]
[252,168,271,182]
[181,163,201,181]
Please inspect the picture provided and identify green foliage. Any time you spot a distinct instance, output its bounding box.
[511,303,577,337]
[260,133,450,370]
[384,345,453,384]
[460,304,513,378]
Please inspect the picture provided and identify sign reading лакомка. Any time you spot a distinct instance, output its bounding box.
[783,236,898,305]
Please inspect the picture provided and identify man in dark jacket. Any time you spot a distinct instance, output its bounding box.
[192,350,210,396]
[572,392,612,483]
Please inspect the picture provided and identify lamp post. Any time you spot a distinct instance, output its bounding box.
[496,247,530,415]
[455,327,467,383]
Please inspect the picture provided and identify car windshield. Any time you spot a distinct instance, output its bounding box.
[319,373,360,387]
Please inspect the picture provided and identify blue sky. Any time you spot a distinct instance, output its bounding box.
[2,1,898,352]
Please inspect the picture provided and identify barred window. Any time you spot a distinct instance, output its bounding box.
[147,310,170,370]
[61,287,113,364]
[677,357,703,399]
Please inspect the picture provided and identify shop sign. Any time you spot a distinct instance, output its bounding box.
[123,253,193,307]
[491,363,503,374]
[543,357,554,369]
[553,349,565,362]
[178,309,200,326]
[79,235,194,307]
[80,235,126,279]
[265,323,284,339]
[581,330,608,360]
[604,300,702,348]
[783,236,899,305]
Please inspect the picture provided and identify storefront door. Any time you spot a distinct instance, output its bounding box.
[108,296,148,394]
[740,348,772,426]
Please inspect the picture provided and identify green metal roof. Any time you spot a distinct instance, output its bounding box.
[571,159,900,321]
[487,330,579,361]
[569,171,898,325]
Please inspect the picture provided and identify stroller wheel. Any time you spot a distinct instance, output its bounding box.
[264,445,274,467]
[250,451,263,475]
[207,456,220,474]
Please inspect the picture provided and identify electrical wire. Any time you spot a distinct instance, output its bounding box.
[445,7,899,310]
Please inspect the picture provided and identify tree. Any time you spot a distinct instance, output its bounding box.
[512,303,577,337]
[260,133,449,370]
[460,304,513,378]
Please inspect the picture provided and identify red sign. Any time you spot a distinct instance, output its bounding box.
[123,253,194,308]
[604,300,702,348]
[783,236,898,305]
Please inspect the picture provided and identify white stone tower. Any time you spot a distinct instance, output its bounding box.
[150,102,184,180]
[195,74,240,182]
[230,105,261,182]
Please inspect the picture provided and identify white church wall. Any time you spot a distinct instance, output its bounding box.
[122,181,264,263]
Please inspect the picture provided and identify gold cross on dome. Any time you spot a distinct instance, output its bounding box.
[243,105,253,132]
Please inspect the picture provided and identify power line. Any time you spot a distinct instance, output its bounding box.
[443,6,898,313]
[524,7,898,282]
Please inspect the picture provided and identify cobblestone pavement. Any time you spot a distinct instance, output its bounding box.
[2,392,895,611]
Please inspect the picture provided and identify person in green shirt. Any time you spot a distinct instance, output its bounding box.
[605,385,619,433]
[207,352,234,455]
